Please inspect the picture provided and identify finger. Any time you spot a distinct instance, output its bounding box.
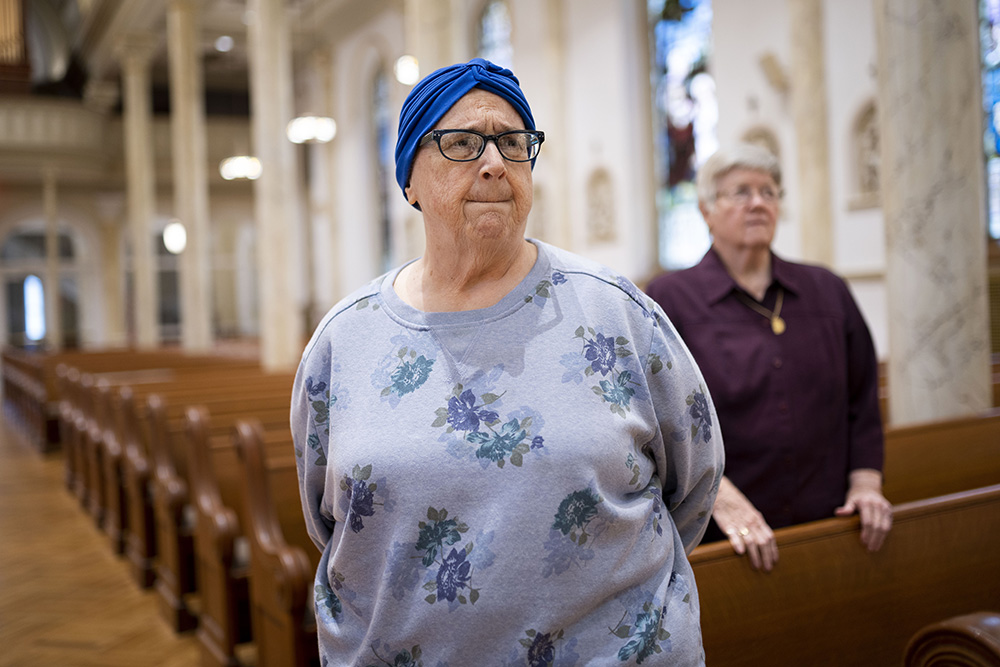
[745,539,762,570]
[725,529,746,555]
[761,535,779,571]
[834,501,855,517]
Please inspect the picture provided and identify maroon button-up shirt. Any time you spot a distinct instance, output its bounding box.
[646,248,884,536]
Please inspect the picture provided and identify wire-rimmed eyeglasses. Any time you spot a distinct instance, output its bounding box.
[716,185,783,205]
[419,129,545,162]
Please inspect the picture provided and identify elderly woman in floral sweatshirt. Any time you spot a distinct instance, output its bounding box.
[291,58,724,666]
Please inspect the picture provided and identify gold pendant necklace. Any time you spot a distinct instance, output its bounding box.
[735,287,786,335]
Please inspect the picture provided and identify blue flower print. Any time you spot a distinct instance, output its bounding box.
[365,640,423,667]
[527,631,555,667]
[543,487,606,576]
[436,547,472,602]
[390,355,434,396]
[306,375,327,397]
[415,515,464,567]
[506,632,581,667]
[686,388,713,443]
[617,605,667,664]
[338,464,387,533]
[575,327,642,419]
[610,598,671,664]
[559,351,591,384]
[373,336,438,406]
[415,507,482,607]
[600,370,636,409]
[551,271,567,285]
[315,582,342,619]
[385,541,423,601]
[346,478,375,532]
[305,433,327,466]
[583,332,617,376]
[446,389,499,432]
[467,418,527,465]
[531,435,544,449]
[552,488,601,538]
[541,529,595,577]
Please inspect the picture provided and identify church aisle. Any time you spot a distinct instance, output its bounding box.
[0,411,200,667]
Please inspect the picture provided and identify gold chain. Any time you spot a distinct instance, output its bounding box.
[734,287,786,335]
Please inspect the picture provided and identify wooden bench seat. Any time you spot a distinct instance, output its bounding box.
[3,346,261,452]
[64,368,292,590]
[233,419,319,667]
[187,408,299,667]
[146,393,293,632]
[690,484,1000,666]
[882,408,1000,504]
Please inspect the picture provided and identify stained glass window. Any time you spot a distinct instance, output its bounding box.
[478,1,513,69]
[981,0,1000,239]
[649,0,716,269]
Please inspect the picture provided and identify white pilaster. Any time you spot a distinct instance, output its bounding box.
[43,168,63,350]
[119,33,160,349]
[248,0,305,371]
[168,0,213,351]
[788,0,833,266]
[874,0,992,424]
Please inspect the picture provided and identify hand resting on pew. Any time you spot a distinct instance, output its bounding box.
[713,467,893,572]
[834,467,893,552]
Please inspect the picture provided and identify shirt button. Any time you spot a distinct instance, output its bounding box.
[773,358,783,369]
[778,401,789,413]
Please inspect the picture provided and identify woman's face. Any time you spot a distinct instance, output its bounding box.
[701,167,779,254]
[405,89,533,247]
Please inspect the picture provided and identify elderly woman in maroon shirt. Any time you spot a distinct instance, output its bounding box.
[646,142,893,572]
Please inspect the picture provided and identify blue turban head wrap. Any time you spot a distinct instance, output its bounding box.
[394,58,536,202]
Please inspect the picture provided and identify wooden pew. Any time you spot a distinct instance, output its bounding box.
[86,367,293,528]
[234,419,319,667]
[882,408,1000,504]
[904,611,1000,666]
[65,365,291,589]
[187,408,298,667]
[690,484,1000,667]
[146,390,293,633]
[2,345,260,452]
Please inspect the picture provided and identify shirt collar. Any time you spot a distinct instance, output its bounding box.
[696,246,802,304]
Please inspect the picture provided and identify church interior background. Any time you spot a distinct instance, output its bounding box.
[1,0,997,425]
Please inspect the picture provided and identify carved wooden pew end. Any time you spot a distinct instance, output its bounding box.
[905,611,1000,667]
[233,419,319,667]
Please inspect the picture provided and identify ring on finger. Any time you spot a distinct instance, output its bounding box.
[738,527,750,537]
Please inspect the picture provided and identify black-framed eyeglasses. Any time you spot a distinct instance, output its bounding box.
[716,185,783,205]
[419,129,545,162]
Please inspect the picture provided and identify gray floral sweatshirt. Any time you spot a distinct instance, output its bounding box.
[291,240,724,666]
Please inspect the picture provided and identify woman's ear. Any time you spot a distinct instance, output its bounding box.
[405,184,420,210]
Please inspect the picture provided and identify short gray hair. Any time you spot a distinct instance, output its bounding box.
[696,143,782,207]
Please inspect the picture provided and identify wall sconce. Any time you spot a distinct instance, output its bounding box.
[163,219,187,254]
[286,114,337,144]
[394,55,420,85]
[219,155,262,180]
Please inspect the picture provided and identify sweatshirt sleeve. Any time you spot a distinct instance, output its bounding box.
[644,304,725,553]
[291,343,336,552]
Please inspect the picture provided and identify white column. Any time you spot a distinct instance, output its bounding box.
[788,0,833,266]
[404,0,455,76]
[247,0,304,371]
[167,0,213,351]
[874,0,992,425]
[119,34,160,348]
[96,193,127,348]
[43,168,63,350]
